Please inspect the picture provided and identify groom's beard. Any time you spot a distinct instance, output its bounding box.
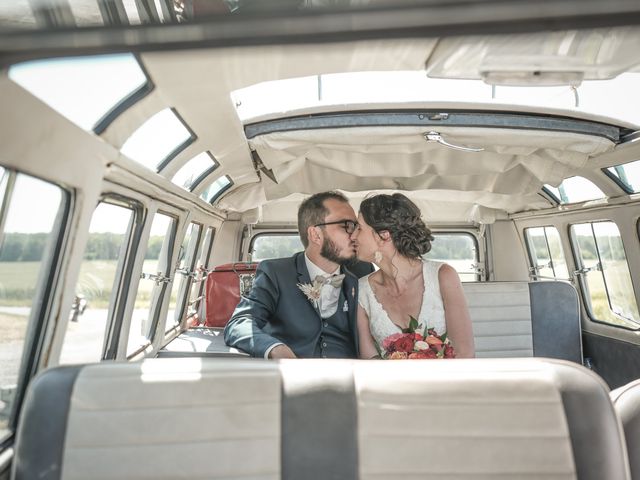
[321,236,357,266]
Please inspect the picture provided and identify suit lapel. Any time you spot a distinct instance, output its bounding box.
[295,252,321,318]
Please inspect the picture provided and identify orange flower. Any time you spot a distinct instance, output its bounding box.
[388,351,409,360]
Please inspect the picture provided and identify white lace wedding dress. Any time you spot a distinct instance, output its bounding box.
[358,259,447,353]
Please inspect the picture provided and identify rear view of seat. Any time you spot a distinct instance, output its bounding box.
[13,358,629,479]
[612,379,640,480]
[464,281,583,363]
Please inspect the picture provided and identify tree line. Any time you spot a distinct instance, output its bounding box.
[0,233,165,262]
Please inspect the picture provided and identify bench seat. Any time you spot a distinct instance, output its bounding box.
[13,358,629,480]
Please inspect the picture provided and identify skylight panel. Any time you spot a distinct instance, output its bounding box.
[605,160,640,194]
[200,176,232,204]
[233,71,640,126]
[8,53,149,131]
[120,108,194,171]
[544,176,605,204]
[171,152,219,191]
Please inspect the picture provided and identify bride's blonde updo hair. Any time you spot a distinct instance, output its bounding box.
[359,193,434,259]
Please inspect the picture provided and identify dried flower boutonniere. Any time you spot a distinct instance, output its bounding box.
[297,277,324,308]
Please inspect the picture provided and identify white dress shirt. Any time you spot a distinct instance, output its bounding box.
[304,254,341,319]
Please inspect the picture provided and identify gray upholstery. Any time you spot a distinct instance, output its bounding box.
[12,365,83,480]
[612,379,640,480]
[12,358,629,480]
[463,281,582,363]
[530,281,582,363]
[280,361,358,480]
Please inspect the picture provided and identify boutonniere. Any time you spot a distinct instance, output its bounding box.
[297,277,324,308]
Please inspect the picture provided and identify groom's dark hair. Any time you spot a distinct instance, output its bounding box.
[298,191,349,248]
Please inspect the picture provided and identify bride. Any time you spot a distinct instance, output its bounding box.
[352,193,475,359]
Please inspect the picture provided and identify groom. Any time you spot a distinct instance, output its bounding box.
[224,191,373,359]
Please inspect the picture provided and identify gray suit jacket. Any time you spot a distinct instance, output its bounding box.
[223,252,374,358]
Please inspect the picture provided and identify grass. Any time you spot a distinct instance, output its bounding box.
[583,260,640,328]
[0,260,166,308]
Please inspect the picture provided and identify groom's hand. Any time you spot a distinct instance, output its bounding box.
[268,344,297,359]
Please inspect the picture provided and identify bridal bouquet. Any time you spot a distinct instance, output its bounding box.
[379,317,455,359]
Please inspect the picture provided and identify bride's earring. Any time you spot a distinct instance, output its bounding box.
[374,250,383,264]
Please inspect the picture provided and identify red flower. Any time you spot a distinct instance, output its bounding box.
[382,332,405,352]
[444,344,456,358]
[392,334,415,353]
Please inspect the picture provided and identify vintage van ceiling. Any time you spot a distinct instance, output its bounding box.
[5,22,640,223]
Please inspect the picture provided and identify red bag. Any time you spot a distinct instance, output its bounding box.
[204,262,258,327]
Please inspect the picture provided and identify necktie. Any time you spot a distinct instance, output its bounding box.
[315,273,345,288]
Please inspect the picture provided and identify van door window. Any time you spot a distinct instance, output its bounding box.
[165,222,201,333]
[424,233,480,282]
[127,212,176,355]
[524,226,570,280]
[0,168,66,442]
[59,201,134,364]
[571,221,640,329]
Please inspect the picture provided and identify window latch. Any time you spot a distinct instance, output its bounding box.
[141,272,171,285]
[176,267,198,279]
[573,263,602,276]
[423,131,484,152]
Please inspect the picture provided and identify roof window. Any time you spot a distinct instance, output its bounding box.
[9,53,150,132]
[544,176,605,204]
[171,152,219,191]
[605,160,640,194]
[120,108,194,171]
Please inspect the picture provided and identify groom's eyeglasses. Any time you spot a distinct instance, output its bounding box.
[314,219,359,235]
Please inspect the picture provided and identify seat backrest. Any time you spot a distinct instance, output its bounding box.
[13,358,629,480]
[204,262,258,327]
[612,379,640,480]
[463,280,582,362]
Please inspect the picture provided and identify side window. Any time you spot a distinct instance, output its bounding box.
[188,226,215,326]
[127,212,176,356]
[524,226,569,280]
[59,201,134,364]
[571,221,640,328]
[0,168,66,441]
[250,234,303,261]
[165,222,202,333]
[424,233,479,282]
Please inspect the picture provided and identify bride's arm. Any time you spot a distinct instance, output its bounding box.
[439,264,475,358]
[357,304,380,359]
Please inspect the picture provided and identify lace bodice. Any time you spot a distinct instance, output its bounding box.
[358,260,446,352]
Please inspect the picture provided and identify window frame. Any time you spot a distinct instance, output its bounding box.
[569,219,640,331]
[0,167,72,439]
[188,226,216,320]
[602,163,639,195]
[524,225,570,281]
[128,209,179,357]
[154,108,197,172]
[164,221,204,335]
[92,54,154,135]
[96,194,146,360]
[424,230,483,282]
[248,231,304,262]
